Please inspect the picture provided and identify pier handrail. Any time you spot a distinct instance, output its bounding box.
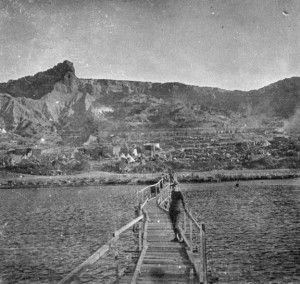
[130,211,149,284]
[58,201,149,284]
[58,177,194,284]
[136,178,165,205]
[157,185,208,284]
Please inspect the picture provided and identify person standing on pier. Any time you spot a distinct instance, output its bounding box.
[169,180,186,242]
[160,173,166,189]
[168,170,175,183]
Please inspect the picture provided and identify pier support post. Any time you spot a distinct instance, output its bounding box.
[115,249,119,284]
[190,219,193,251]
[138,203,142,251]
[199,224,207,284]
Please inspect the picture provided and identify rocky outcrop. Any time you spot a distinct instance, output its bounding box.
[0,60,299,144]
[0,60,76,99]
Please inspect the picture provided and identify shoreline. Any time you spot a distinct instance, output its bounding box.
[0,168,299,189]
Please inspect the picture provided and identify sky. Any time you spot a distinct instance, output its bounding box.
[0,0,299,91]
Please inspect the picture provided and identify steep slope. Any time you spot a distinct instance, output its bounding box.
[0,60,76,99]
[253,77,300,118]
[0,93,50,129]
[0,60,299,146]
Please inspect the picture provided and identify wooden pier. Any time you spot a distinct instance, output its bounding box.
[119,198,197,283]
[58,179,208,284]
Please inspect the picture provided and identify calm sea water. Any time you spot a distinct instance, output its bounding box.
[0,180,299,283]
[183,180,300,283]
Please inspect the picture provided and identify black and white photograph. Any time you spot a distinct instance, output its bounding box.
[0,0,299,283]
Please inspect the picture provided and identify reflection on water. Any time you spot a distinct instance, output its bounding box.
[0,181,299,283]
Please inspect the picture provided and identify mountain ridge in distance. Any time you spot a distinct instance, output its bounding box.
[0,60,299,146]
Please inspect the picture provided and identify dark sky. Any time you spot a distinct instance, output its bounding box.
[0,0,299,90]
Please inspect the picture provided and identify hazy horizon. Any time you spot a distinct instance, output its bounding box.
[0,0,300,91]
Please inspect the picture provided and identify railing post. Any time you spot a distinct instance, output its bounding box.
[115,247,119,284]
[189,218,193,251]
[199,224,207,284]
[202,224,207,284]
[183,211,186,232]
[199,226,203,284]
[138,203,142,251]
[141,209,148,249]
[112,220,120,284]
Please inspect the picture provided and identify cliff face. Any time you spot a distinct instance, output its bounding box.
[0,60,76,99]
[0,60,299,145]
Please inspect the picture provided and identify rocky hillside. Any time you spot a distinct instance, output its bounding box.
[0,60,299,146]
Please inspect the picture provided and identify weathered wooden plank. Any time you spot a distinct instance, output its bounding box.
[147,237,178,242]
[147,230,174,234]
[147,227,173,230]
[148,222,171,226]
[121,272,193,280]
[147,244,185,249]
[148,222,172,226]
[144,255,187,261]
[138,258,187,264]
[147,241,186,246]
[142,259,189,266]
[148,221,171,225]
[148,221,171,224]
[147,230,173,234]
[119,274,193,284]
[143,258,191,265]
[117,197,199,284]
[141,263,192,271]
[147,232,178,236]
[147,237,174,240]
[144,251,187,257]
[148,229,173,232]
[148,240,185,245]
[149,219,170,223]
[147,247,187,252]
[147,228,172,231]
[148,217,169,221]
[147,234,174,238]
[136,272,193,279]
[120,278,191,284]
[143,255,186,261]
[146,211,167,213]
[135,280,190,284]
[130,244,148,284]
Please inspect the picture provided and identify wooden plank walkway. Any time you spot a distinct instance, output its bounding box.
[119,198,196,283]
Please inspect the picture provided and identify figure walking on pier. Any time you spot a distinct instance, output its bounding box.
[169,180,186,242]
